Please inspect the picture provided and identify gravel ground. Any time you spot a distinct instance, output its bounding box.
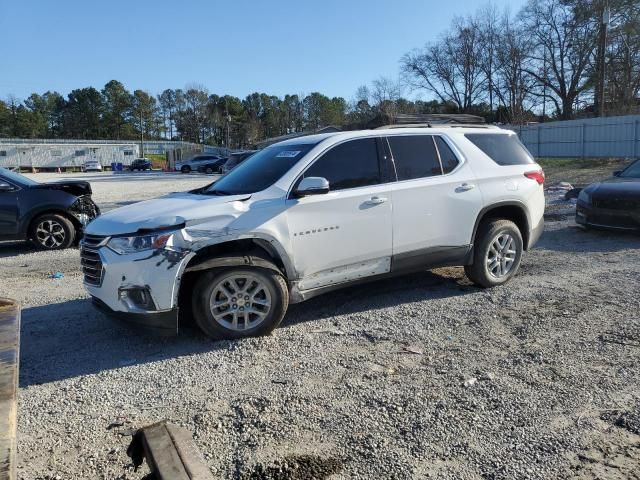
[1,173,639,479]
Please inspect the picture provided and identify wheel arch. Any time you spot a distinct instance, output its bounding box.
[471,201,531,250]
[175,236,294,314]
[23,208,80,238]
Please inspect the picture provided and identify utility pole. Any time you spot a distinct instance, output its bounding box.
[542,50,547,122]
[140,109,144,158]
[596,3,610,117]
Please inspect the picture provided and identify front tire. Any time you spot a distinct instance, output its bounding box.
[192,267,289,339]
[181,165,191,173]
[464,219,523,288]
[30,213,75,250]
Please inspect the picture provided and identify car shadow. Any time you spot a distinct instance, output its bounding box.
[283,269,474,328]
[19,269,476,387]
[0,240,39,258]
[536,223,640,253]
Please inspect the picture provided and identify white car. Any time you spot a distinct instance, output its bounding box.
[82,160,102,172]
[81,126,545,338]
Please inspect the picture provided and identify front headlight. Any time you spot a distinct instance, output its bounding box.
[107,232,173,255]
[578,189,591,204]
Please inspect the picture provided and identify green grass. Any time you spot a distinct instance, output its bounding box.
[144,153,167,170]
[536,157,634,186]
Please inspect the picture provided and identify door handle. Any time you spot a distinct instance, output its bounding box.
[456,183,475,192]
[365,196,387,205]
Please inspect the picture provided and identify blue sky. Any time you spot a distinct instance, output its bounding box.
[0,0,527,101]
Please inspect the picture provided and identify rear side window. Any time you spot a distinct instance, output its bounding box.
[465,133,534,166]
[435,137,459,174]
[388,135,441,180]
[304,138,380,191]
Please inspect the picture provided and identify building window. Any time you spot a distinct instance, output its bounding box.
[51,150,62,157]
[0,151,6,157]
[75,150,85,157]
[124,150,134,156]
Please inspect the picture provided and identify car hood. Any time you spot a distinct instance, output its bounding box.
[586,177,640,198]
[30,180,92,196]
[86,191,251,236]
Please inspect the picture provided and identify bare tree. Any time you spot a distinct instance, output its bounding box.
[494,13,539,123]
[401,16,486,112]
[519,0,597,119]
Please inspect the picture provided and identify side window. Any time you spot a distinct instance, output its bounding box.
[435,137,460,174]
[304,138,381,191]
[387,135,441,180]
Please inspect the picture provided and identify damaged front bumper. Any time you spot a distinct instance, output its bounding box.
[81,240,193,335]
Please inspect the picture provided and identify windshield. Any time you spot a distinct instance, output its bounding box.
[620,160,640,178]
[202,143,317,195]
[0,167,38,187]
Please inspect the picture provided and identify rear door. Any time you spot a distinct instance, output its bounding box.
[286,137,394,290]
[386,134,482,267]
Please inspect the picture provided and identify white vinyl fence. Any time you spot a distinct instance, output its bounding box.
[508,114,640,159]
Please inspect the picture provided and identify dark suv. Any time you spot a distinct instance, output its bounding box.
[0,168,100,249]
[130,158,152,171]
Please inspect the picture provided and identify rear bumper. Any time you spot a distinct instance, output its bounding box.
[91,297,178,335]
[528,217,544,249]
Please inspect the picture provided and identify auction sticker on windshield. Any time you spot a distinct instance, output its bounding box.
[275,150,301,158]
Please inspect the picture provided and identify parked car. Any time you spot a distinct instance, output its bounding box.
[82,127,544,338]
[82,160,103,172]
[576,159,640,231]
[196,157,227,174]
[221,150,257,174]
[130,158,152,171]
[175,155,224,173]
[0,167,100,249]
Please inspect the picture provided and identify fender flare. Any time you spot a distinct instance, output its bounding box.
[470,201,532,249]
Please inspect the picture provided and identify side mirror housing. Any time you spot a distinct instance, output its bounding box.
[613,170,622,177]
[294,177,330,197]
[0,181,15,192]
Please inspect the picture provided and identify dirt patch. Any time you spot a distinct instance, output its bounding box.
[242,455,343,480]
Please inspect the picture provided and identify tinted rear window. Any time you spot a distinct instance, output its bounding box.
[434,137,460,174]
[465,133,534,166]
[388,135,441,180]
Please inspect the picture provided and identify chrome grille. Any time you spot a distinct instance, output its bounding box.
[80,235,107,286]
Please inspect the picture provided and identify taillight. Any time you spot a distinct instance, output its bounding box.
[524,170,545,185]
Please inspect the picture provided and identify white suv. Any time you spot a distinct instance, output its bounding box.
[81,126,545,338]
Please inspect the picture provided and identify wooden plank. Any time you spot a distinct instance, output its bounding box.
[166,424,215,480]
[0,298,20,480]
[141,423,190,480]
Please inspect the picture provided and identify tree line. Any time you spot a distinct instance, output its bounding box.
[1,0,638,147]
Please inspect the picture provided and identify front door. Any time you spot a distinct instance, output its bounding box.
[0,180,20,237]
[286,137,393,290]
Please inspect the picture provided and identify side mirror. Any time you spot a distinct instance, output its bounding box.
[613,170,622,177]
[294,177,330,197]
[0,181,15,192]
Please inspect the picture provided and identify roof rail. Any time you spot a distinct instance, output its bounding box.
[375,123,500,130]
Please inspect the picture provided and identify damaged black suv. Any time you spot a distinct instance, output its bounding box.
[0,167,100,249]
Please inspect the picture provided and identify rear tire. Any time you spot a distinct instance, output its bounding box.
[464,219,523,288]
[192,266,289,339]
[30,213,75,250]
[205,167,213,174]
[181,165,191,173]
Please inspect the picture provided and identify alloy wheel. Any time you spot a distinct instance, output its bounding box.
[36,220,66,248]
[209,274,272,331]
[486,233,517,278]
